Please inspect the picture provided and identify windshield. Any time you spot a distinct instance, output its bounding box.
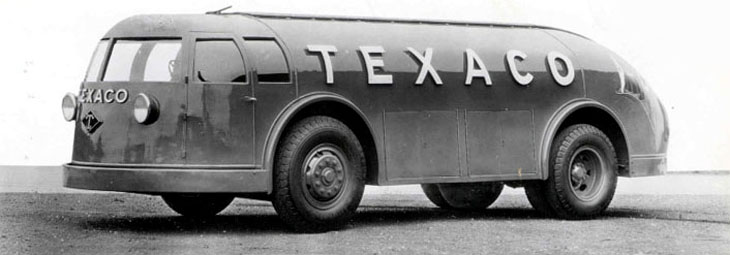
[102,39,183,82]
[84,40,109,82]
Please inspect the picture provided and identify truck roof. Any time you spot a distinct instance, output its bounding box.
[103,13,589,40]
[102,14,275,38]
[236,12,589,39]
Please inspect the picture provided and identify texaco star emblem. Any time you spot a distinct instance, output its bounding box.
[81,111,102,134]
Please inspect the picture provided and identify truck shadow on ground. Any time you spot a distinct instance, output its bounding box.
[78,205,651,234]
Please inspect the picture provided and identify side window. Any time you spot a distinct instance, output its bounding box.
[243,39,290,83]
[194,40,246,83]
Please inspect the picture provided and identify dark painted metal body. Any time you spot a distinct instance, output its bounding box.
[64,13,668,194]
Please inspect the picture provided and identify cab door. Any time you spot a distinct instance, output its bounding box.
[185,34,256,165]
[241,37,296,165]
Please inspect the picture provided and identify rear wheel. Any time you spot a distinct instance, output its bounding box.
[437,182,504,209]
[528,124,618,219]
[162,194,234,217]
[271,116,366,232]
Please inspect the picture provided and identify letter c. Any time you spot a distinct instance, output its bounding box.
[103,89,115,103]
[506,50,533,86]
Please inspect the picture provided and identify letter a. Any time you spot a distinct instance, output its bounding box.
[464,49,492,86]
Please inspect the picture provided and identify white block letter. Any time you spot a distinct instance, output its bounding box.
[546,51,575,86]
[407,47,443,85]
[506,50,533,86]
[306,45,338,84]
[358,46,393,85]
[465,48,492,86]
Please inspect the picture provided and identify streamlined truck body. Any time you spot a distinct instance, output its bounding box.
[62,13,668,232]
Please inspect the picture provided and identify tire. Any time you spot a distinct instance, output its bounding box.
[162,194,234,217]
[540,124,618,219]
[437,182,504,209]
[271,116,366,232]
[420,184,452,209]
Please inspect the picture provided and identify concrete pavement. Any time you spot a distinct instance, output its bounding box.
[1,165,729,254]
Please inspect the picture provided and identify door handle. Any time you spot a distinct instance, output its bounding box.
[243,96,257,102]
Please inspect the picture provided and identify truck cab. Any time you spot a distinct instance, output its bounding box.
[63,15,295,194]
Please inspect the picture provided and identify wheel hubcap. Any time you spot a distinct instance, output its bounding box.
[303,145,347,206]
[568,147,605,201]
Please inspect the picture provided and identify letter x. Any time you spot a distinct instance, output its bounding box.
[407,47,443,85]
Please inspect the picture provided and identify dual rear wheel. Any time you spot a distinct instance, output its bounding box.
[422,124,618,219]
[525,124,618,219]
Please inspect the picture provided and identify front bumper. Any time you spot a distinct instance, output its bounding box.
[63,163,269,193]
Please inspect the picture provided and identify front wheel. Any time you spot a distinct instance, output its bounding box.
[438,182,503,209]
[528,124,618,219]
[420,184,452,209]
[271,116,366,232]
[162,194,234,217]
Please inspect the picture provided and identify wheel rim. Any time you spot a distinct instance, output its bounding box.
[568,147,605,201]
[301,143,348,210]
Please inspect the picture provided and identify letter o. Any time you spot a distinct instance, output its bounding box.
[547,51,575,86]
[115,89,129,103]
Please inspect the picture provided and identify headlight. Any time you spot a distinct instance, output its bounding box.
[133,93,159,124]
[62,93,78,121]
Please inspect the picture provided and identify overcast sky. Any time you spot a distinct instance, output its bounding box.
[1,0,728,171]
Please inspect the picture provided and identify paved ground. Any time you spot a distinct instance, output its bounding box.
[0,166,729,254]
